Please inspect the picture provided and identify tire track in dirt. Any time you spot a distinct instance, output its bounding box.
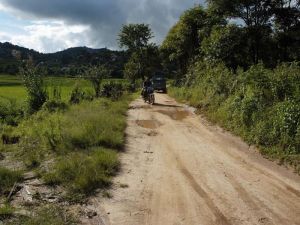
[95,94,300,225]
[178,160,231,225]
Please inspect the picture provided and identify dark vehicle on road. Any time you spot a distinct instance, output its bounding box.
[151,72,167,93]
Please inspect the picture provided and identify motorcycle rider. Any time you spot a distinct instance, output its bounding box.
[142,77,153,99]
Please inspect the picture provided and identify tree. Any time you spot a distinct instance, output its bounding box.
[21,63,48,113]
[207,0,300,64]
[208,0,273,27]
[124,53,140,86]
[201,24,250,69]
[161,5,225,77]
[118,24,153,52]
[271,0,300,61]
[85,65,111,98]
[118,24,160,81]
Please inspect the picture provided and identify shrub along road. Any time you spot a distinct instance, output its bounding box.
[96,93,300,225]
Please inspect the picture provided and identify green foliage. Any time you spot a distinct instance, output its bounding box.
[69,83,93,104]
[85,65,111,98]
[124,53,140,85]
[0,204,14,219]
[169,61,300,171]
[118,24,153,51]
[62,99,128,150]
[0,97,24,126]
[119,23,161,83]
[162,3,299,80]
[21,64,48,114]
[44,149,119,195]
[9,205,77,225]
[161,5,225,76]
[201,24,250,69]
[0,94,132,203]
[15,97,129,167]
[100,82,125,100]
[42,100,68,113]
[0,167,22,195]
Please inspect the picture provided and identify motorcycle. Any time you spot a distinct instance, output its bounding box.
[142,87,155,105]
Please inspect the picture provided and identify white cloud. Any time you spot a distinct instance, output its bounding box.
[0,0,201,52]
[0,20,90,52]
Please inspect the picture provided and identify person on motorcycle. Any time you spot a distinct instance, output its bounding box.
[142,77,153,99]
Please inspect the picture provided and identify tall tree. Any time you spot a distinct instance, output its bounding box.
[119,24,159,81]
[271,0,300,61]
[118,24,153,52]
[208,0,274,64]
[161,5,225,77]
[201,24,250,69]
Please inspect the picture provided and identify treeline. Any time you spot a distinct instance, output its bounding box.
[161,1,300,170]
[161,0,300,74]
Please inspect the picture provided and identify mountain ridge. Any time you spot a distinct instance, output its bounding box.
[0,42,128,77]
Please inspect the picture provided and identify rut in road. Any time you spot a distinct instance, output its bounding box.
[90,94,300,225]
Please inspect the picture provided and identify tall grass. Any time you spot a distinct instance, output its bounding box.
[0,167,22,195]
[169,62,300,173]
[7,205,77,225]
[44,148,119,196]
[2,94,133,197]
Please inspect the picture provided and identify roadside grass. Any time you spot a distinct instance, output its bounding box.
[0,167,23,196]
[0,204,15,220]
[168,62,300,174]
[7,205,77,225]
[1,93,133,199]
[170,86,300,173]
[0,74,135,224]
[44,148,119,196]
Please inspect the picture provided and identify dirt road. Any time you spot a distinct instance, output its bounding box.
[97,93,300,225]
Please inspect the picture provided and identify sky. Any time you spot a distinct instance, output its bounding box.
[0,0,203,53]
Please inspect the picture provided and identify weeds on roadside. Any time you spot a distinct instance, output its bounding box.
[169,62,300,172]
[7,205,77,225]
[0,204,15,220]
[0,167,22,195]
[44,148,119,196]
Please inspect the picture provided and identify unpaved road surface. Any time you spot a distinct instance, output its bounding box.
[97,94,300,225]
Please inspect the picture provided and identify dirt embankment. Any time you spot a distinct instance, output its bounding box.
[91,94,300,225]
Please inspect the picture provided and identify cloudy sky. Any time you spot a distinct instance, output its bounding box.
[0,0,203,53]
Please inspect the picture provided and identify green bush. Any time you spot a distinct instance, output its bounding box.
[169,61,300,171]
[0,98,24,126]
[44,148,119,195]
[69,83,94,105]
[21,65,48,114]
[42,100,68,112]
[2,91,132,203]
[100,81,124,100]
[0,167,22,195]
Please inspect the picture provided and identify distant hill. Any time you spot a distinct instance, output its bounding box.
[0,42,128,78]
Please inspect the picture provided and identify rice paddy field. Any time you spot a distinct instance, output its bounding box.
[0,74,126,102]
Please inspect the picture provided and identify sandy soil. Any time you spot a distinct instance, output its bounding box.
[90,94,300,225]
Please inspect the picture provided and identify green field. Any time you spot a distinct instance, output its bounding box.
[0,74,127,102]
[0,74,90,102]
